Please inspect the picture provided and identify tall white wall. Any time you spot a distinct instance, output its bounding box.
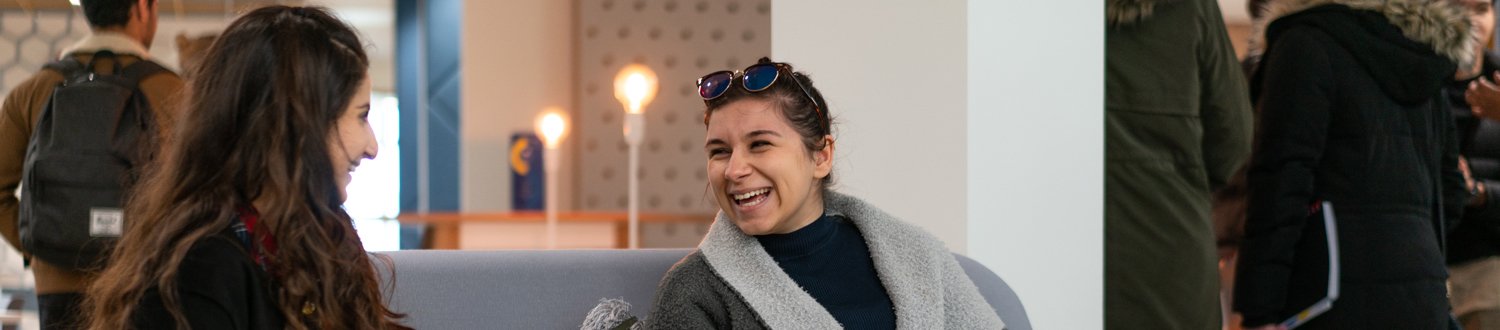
[460,0,576,213]
[771,0,970,253]
[968,1,1102,330]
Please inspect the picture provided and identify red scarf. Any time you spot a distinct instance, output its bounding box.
[236,206,279,269]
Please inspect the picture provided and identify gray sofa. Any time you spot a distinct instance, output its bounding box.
[376,249,1030,329]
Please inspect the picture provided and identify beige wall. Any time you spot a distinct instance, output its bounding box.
[460,0,577,214]
[458,0,748,248]
[772,0,970,253]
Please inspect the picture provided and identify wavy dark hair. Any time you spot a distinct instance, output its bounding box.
[83,6,407,329]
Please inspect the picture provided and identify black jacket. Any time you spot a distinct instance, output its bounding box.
[1448,53,1500,266]
[132,230,284,329]
[1235,2,1470,328]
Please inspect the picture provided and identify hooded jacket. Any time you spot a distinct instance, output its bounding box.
[1235,0,1472,328]
[642,192,1004,329]
[1105,0,1252,328]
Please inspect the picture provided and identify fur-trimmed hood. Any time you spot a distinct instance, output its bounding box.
[1106,0,1182,26]
[1248,0,1475,70]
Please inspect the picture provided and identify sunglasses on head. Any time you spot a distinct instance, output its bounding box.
[697,58,828,132]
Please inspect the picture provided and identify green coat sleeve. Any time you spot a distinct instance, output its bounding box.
[1197,0,1253,190]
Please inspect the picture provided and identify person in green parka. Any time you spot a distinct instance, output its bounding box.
[1105,0,1253,328]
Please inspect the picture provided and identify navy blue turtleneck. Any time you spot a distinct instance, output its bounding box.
[756,214,896,329]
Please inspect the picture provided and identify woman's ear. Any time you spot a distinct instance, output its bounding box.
[814,135,834,178]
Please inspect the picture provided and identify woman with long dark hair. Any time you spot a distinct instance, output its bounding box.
[82,6,406,329]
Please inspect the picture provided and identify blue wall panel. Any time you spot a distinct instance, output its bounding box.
[396,0,462,248]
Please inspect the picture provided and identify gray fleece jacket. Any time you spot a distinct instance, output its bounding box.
[642,192,1005,329]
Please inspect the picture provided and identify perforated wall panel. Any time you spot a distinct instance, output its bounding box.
[576,0,770,215]
[0,10,87,95]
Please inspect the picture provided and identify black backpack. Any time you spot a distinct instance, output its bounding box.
[19,50,167,271]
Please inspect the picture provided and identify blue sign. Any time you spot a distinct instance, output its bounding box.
[510,133,545,210]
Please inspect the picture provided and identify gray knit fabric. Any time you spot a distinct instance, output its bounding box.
[580,298,642,330]
[645,191,1005,329]
[644,252,770,329]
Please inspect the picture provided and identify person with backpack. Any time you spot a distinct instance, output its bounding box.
[0,0,181,328]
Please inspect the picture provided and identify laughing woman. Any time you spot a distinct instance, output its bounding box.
[642,58,1004,329]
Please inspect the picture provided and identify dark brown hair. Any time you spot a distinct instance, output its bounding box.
[80,0,155,28]
[703,58,836,190]
[84,6,406,330]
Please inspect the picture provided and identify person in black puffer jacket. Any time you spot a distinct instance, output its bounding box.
[1235,0,1474,329]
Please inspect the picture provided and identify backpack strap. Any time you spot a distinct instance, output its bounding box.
[41,57,87,82]
[42,50,170,85]
[84,50,121,75]
[117,59,169,83]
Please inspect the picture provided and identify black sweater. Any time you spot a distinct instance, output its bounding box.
[132,231,285,329]
[756,214,895,329]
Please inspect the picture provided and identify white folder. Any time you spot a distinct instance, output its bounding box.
[1281,201,1341,329]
